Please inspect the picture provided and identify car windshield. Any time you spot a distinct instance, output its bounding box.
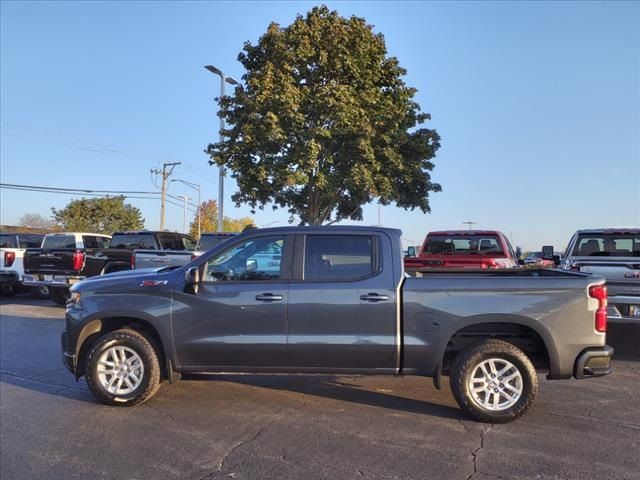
[423,235,504,255]
[197,234,236,251]
[572,234,640,257]
[43,235,76,249]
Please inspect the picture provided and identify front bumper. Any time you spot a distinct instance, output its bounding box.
[0,271,20,285]
[23,274,85,287]
[574,345,614,379]
[61,330,76,374]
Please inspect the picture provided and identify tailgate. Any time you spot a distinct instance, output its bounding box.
[24,249,77,274]
[577,259,640,298]
[133,250,193,269]
[405,255,504,269]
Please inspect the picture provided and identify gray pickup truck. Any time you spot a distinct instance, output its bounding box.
[560,228,639,324]
[62,226,613,423]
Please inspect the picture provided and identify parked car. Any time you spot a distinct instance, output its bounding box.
[62,226,612,423]
[559,228,640,324]
[132,232,196,270]
[404,230,520,270]
[523,251,561,268]
[22,232,112,304]
[24,231,198,305]
[0,232,48,298]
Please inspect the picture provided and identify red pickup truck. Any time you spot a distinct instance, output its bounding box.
[404,230,519,270]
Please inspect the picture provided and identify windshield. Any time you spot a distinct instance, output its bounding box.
[197,234,237,251]
[0,234,17,248]
[43,235,76,249]
[423,235,504,255]
[572,234,640,257]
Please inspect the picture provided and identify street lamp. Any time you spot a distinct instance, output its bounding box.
[205,64,239,233]
[177,195,192,234]
[172,179,201,237]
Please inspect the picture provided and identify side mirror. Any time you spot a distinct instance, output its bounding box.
[185,266,200,286]
[517,259,525,266]
[541,245,555,260]
[406,246,416,258]
[552,255,561,266]
[246,259,257,272]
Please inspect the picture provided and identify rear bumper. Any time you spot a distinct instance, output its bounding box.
[0,271,20,285]
[23,274,85,287]
[574,345,614,379]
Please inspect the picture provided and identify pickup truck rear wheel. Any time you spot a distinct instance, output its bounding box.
[85,329,161,406]
[49,287,69,306]
[450,339,538,423]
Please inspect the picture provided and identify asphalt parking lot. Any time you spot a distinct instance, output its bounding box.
[1,296,638,480]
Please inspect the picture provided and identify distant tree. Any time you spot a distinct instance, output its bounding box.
[51,196,144,234]
[189,200,255,237]
[207,5,441,225]
[18,213,57,230]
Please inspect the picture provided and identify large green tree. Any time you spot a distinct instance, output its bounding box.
[207,5,441,225]
[52,196,144,234]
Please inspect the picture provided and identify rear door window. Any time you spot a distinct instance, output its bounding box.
[82,236,100,249]
[424,235,504,255]
[43,235,76,249]
[304,235,375,281]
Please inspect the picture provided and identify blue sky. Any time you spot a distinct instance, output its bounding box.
[1,1,638,250]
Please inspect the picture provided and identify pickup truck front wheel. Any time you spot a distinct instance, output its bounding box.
[85,329,161,406]
[450,339,538,423]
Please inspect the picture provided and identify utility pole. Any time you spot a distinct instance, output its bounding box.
[172,179,201,237]
[205,65,239,232]
[463,221,478,230]
[178,195,191,234]
[150,162,181,230]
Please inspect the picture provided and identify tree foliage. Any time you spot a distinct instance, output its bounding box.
[51,196,144,234]
[208,5,441,225]
[189,199,255,238]
[18,213,57,230]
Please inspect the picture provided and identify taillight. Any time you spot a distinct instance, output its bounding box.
[72,251,85,271]
[589,285,608,332]
[131,254,136,269]
[4,251,15,267]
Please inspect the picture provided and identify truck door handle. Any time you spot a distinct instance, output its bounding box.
[360,293,389,302]
[255,293,283,302]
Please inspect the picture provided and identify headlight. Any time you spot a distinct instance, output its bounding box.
[69,291,81,308]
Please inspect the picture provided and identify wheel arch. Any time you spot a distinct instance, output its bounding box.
[437,314,559,376]
[75,315,168,379]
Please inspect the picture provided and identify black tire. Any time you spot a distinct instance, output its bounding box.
[450,339,538,423]
[31,285,50,299]
[85,329,161,406]
[49,287,70,306]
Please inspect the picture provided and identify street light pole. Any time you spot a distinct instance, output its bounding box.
[178,195,191,234]
[171,179,201,237]
[204,65,239,233]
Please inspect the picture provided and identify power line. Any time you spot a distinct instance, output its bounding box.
[0,183,160,195]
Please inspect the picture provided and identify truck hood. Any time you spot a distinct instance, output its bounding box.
[70,267,180,292]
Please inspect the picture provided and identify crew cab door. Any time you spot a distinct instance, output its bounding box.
[286,233,398,370]
[172,234,293,368]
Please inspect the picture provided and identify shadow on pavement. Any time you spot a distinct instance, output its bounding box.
[186,373,464,420]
